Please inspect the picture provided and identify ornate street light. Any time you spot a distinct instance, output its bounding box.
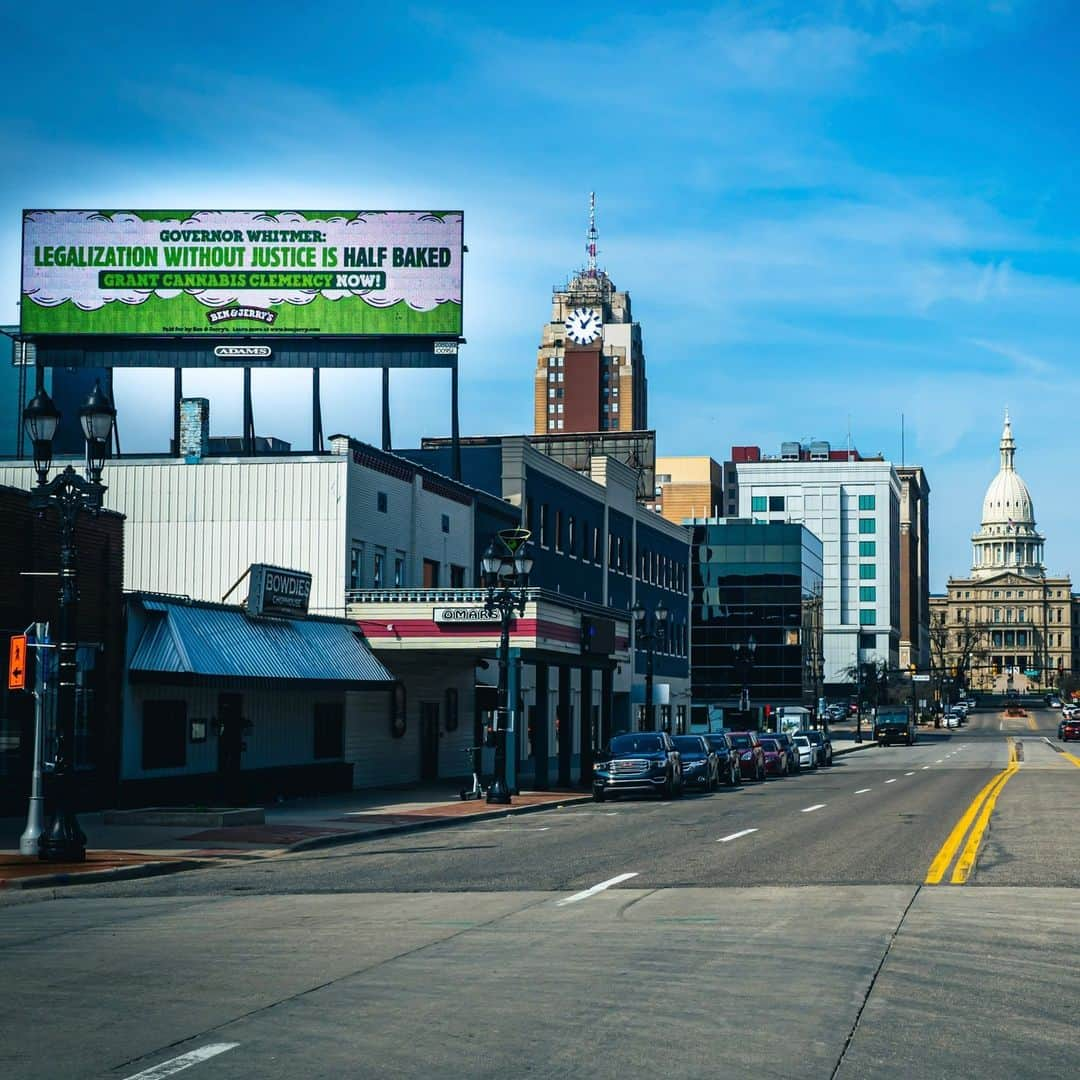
[633,603,669,730]
[23,380,115,862]
[482,533,533,804]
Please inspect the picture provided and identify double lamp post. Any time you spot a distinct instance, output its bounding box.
[22,380,117,862]
[481,534,534,805]
[632,602,668,730]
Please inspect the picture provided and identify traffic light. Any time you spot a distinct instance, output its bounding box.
[908,663,916,675]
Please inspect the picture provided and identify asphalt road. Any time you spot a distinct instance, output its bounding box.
[3,707,1079,1079]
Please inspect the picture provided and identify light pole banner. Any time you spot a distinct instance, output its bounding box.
[21,210,463,337]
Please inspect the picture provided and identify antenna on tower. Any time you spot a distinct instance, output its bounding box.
[586,192,598,277]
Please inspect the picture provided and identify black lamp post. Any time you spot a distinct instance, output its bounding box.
[631,602,668,731]
[481,536,533,805]
[23,380,115,862]
[733,635,758,724]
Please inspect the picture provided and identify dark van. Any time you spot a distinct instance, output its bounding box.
[875,706,916,746]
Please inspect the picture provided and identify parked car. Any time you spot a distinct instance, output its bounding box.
[704,732,742,787]
[728,731,766,781]
[672,735,720,792]
[1061,718,1080,742]
[964,697,978,709]
[791,733,816,769]
[943,713,960,729]
[800,729,833,767]
[771,732,801,773]
[592,732,682,801]
[758,736,789,778]
[1048,697,1063,709]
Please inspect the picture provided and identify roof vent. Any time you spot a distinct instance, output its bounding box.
[781,441,800,461]
[809,441,830,461]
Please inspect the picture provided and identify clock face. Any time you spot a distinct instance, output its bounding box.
[565,307,602,345]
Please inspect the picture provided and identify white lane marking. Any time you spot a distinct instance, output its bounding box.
[122,1044,240,1080]
[905,771,915,776]
[885,778,897,784]
[556,872,639,906]
[854,788,871,794]
[936,759,944,763]
[922,766,931,770]
[718,828,758,843]
[801,804,826,813]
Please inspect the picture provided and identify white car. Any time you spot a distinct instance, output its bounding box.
[943,713,960,728]
[792,734,817,769]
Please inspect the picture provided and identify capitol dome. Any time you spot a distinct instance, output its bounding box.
[971,411,1044,579]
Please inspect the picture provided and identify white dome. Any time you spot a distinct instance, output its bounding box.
[971,411,1044,579]
[979,412,1034,526]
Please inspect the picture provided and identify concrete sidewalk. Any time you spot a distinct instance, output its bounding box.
[0,784,591,891]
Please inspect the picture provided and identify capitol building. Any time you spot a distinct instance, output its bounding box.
[930,413,1078,693]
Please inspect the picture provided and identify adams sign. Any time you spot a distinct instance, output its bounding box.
[21,210,463,338]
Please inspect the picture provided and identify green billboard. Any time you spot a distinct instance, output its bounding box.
[21,210,463,337]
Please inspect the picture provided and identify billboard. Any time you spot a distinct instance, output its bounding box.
[21,210,463,338]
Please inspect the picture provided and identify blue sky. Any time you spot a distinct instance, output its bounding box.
[3,1,1079,589]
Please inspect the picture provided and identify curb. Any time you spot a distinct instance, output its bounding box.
[0,857,206,892]
[286,794,595,853]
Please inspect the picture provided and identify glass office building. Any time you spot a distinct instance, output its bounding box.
[689,520,823,730]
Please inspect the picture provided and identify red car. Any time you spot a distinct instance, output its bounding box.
[1062,718,1080,742]
[727,731,766,782]
[758,736,790,778]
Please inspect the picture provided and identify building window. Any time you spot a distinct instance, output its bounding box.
[540,504,550,547]
[423,559,440,587]
[394,555,405,587]
[450,564,466,587]
[555,510,564,553]
[993,609,1001,622]
[377,491,388,513]
[858,494,876,510]
[141,700,187,770]
[349,543,364,590]
[768,496,785,511]
[859,609,876,626]
[858,519,876,534]
[313,703,344,759]
[859,541,876,557]
[860,586,877,601]
[568,515,576,554]
[859,632,876,649]
[1017,631,1028,647]
[751,496,767,512]
[859,564,876,580]
[441,514,450,534]
[373,549,385,588]
[1018,609,1026,623]
[593,526,601,564]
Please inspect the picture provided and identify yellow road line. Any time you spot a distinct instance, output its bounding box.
[950,766,1018,883]
[1027,714,1038,731]
[1063,751,1080,770]
[925,738,1015,885]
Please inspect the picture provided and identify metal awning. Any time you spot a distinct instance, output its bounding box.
[129,595,394,687]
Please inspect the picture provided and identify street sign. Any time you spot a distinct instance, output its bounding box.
[8,635,27,691]
[912,674,931,682]
[498,528,531,554]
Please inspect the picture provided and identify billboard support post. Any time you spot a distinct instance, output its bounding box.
[451,358,461,481]
[172,368,183,457]
[312,368,323,453]
[382,368,392,452]
[243,368,255,455]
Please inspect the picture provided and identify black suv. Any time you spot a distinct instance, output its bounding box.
[704,732,742,786]
[593,732,682,801]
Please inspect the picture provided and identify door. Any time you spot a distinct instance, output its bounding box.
[420,702,440,782]
[216,692,244,804]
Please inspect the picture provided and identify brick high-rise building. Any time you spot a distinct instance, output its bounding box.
[534,196,647,436]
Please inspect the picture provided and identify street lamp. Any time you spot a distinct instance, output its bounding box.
[632,602,668,730]
[482,536,533,805]
[732,635,758,723]
[23,380,116,862]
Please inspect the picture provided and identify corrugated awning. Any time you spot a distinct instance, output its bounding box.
[130,595,394,686]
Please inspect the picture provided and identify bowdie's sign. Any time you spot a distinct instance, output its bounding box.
[433,607,501,624]
[247,564,312,619]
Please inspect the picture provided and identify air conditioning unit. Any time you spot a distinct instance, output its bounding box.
[809,441,831,461]
[781,441,801,461]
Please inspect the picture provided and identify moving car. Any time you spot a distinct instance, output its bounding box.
[875,706,917,746]
[800,729,833,767]
[592,732,682,801]
[1061,718,1080,742]
[1048,697,1063,709]
[704,732,742,787]
[728,731,766,781]
[672,735,719,792]
[791,734,816,769]
[758,736,789,777]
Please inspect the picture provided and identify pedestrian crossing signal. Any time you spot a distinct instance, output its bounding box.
[7,635,27,691]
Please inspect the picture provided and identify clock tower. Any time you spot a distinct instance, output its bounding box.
[533,194,648,435]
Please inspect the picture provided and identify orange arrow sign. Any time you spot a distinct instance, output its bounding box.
[8,635,27,691]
